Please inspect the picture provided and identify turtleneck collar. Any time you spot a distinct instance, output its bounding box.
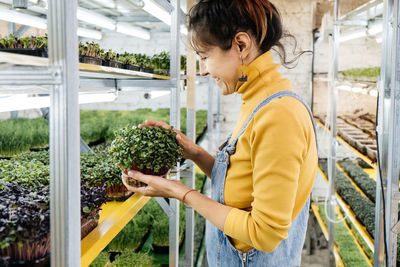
[234,51,292,104]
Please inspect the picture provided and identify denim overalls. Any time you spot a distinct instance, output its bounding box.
[206,91,318,267]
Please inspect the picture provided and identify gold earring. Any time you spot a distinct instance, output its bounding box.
[238,56,247,82]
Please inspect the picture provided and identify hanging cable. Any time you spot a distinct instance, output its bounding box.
[375,90,388,265]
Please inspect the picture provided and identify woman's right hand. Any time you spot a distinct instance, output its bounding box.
[139,120,199,160]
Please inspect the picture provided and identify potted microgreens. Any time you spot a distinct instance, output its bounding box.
[110,125,183,187]
[80,185,107,239]
[101,49,122,68]
[120,52,140,71]
[0,183,50,266]
[81,152,133,201]
[79,41,103,65]
[0,34,48,57]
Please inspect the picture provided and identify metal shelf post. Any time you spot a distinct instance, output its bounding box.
[327,1,340,266]
[168,0,181,266]
[374,0,400,266]
[47,0,81,266]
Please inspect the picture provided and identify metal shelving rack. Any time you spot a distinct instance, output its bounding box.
[317,0,400,266]
[0,0,199,266]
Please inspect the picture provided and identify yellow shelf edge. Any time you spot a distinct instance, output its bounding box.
[315,118,376,169]
[81,193,151,267]
[317,167,375,252]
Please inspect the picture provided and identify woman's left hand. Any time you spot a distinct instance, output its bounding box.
[121,170,190,200]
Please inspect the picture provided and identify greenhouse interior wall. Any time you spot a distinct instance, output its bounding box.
[1,0,399,266]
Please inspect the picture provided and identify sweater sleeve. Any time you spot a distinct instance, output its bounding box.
[223,99,309,252]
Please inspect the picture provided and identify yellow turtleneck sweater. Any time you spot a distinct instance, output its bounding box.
[222,51,317,252]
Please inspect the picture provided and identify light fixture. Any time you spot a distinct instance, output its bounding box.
[0,8,47,29]
[90,0,116,9]
[367,22,383,36]
[0,94,49,112]
[116,22,151,40]
[77,28,102,40]
[79,92,117,104]
[369,89,378,97]
[145,90,170,99]
[0,7,102,40]
[337,85,352,92]
[77,7,116,30]
[142,0,171,25]
[0,92,117,112]
[339,29,367,43]
[180,24,188,35]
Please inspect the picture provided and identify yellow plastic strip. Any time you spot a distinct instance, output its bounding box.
[81,194,151,267]
[317,167,375,252]
[315,118,376,169]
[363,168,377,181]
[311,204,345,267]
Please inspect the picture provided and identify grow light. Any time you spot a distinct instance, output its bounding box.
[142,0,171,26]
[0,8,47,29]
[77,28,102,40]
[116,22,151,40]
[0,7,103,40]
[367,22,383,36]
[0,92,117,112]
[339,29,367,43]
[77,7,116,31]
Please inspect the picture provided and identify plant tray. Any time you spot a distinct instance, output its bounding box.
[81,216,99,240]
[124,64,140,71]
[106,184,133,201]
[0,48,48,58]
[140,66,154,73]
[7,255,50,267]
[108,60,122,69]
[81,56,102,65]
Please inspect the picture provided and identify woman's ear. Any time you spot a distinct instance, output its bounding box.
[233,32,252,57]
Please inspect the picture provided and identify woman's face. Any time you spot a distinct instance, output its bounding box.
[197,45,241,95]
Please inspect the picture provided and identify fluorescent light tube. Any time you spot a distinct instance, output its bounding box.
[0,8,47,29]
[79,93,117,104]
[116,22,151,40]
[77,28,102,40]
[142,0,171,25]
[90,0,116,9]
[77,7,116,30]
[0,7,102,40]
[339,30,366,43]
[0,93,116,112]
[368,22,382,36]
[150,90,170,99]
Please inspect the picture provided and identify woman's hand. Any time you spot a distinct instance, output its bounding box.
[122,170,190,200]
[139,120,199,160]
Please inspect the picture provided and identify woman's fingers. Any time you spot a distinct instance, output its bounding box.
[139,120,170,130]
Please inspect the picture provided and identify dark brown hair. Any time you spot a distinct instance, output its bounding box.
[188,0,305,68]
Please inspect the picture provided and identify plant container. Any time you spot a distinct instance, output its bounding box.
[82,56,102,65]
[0,48,48,58]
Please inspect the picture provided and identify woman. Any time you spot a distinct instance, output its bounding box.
[122,0,318,266]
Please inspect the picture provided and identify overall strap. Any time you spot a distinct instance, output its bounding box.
[226,90,318,154]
